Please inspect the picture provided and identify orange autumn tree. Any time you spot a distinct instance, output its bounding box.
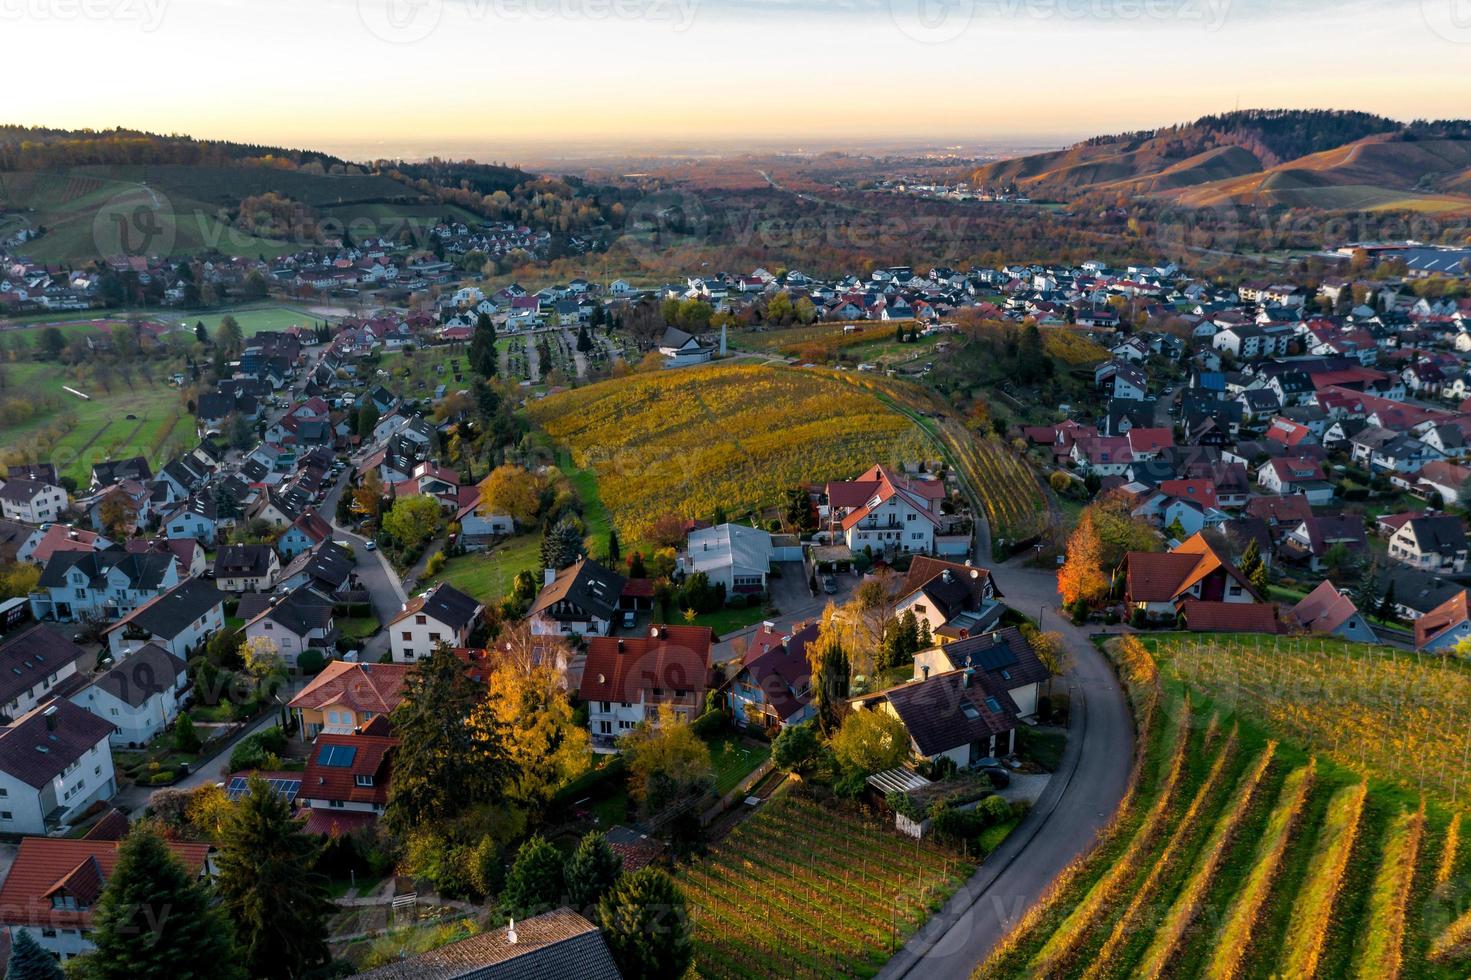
[1058,510,1108,607]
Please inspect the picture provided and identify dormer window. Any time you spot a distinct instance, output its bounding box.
[355,774,374,787]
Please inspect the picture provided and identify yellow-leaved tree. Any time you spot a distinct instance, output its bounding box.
[470,660,588,816]
[1058,510,1108,607]
[479,464,545,529]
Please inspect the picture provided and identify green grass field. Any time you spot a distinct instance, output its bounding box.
[425,535,541,604]
[187,304,325,338]
[705,733,771,797]
[0,361,189,485]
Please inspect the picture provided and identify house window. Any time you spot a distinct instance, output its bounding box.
[415,615,427,625]
[329,800,345,809]
[355,774,374,787]
[429,633,442,643]
[0,811,9,820]
[599,721,612,734]
[401,631,412,641]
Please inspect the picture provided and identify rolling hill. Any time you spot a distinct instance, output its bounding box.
[971,110,1471,213]
[0,126,540,262]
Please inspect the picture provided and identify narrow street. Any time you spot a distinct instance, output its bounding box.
[878,554,1134,980]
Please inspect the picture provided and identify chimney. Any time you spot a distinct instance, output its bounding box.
[544,567,557,586]
[921,665,930,681]
[963,668,974,689]
[617,639,625,654]
[507,918,517,945]
[43,705,57,731]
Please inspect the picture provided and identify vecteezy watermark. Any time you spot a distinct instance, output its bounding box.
[889,0,1232,43]
[1422,0,1471,43]
[92,186,176,259]
[357,0,699,44]
[0,0,168,31]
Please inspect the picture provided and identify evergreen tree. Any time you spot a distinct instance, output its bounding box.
[469,312,497,378]
[386,645,511,833]
[1378,582,1398,622]
[627,551,647,579]
[898,609,920,662]
[172,711,200,753]
[193,321,207,344]
[6,929,63,980]
[216,776,334,980]
[576,324,593,353]
[541,516,585,571]
[917,619,932,650]
[607,528,621,566]
[1239,539,1264,581]
[77,824,243,980]
[597,868,693,980]
[1356,560,1381,614]
[564,832,623,914]
[809,630,851,735]
[356,403,380,440]
[502,835,565,919]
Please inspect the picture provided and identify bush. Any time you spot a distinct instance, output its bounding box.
[690,709,728,738]
[425,551,447,577]
[979,794,1013,823]
[726,593,747,610]
[1130,608,1147,629]
[297,649,326,675]
[148,771,177,786]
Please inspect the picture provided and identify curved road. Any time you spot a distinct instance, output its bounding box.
[878,556,1134,980]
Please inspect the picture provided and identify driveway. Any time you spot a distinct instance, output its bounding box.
[710,562,849,665]
[877,555,1134,980]
[321,469,406,662]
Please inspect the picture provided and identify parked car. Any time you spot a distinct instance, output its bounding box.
[623,610,636,629]
[364,540,377,551]
[982,765,1011,789]
[822,575,838,594]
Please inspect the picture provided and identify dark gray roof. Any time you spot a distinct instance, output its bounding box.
[90,644,187,708]
[215,544,276,578]
[38,550,175,591]
[106,580,224,641]
[931,627,1051,690]
[526,560,623,625]
[90,457,151,488]
[247,586,334,637]
[0,478,54,504]
[0,700,115,788]
[874,670,1018,757]
[393,582,484,631]
[0,627,86,708]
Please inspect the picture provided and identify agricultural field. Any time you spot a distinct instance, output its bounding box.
[982,634,1471,979]
[527,363,930,538]
[936,419,1048,552]
[187,304,325,339]
[679,792,974,979]
[0,361,190,486]
[1042,329,1110,366]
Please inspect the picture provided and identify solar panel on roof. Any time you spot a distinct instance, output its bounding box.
[973,645,1018,671]
[225,776,249,801]
[320,744,358,768]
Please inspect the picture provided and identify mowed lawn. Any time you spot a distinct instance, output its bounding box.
[425,535,541,604]
[189,304,323,338]
[1,362,187,485]
[705,732,770,796]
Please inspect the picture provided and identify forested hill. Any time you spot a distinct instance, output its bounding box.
[969,109,1471,213]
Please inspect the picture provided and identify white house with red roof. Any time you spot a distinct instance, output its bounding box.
[297,732,397,834]
[824,465,944,555]
[582,625,712,753]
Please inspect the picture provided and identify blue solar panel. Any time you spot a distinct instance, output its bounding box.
[320,745,357,768]
[227,776,302,802]
[225,776,249,801]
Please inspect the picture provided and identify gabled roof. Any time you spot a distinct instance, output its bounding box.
[739,622,819,723]
[244,585,334,638]
[527,559,624,625]
[1125,532,1260,605]
[0,627,85,709]
[0,836,211,931]
[390,582,483,632]
[87,644,187,708]
[289,661,412,716]
[103,579,224,642]
[1178,600,1279,633]
[1292,581,1367,636]
[301,733,396,806]
[1417,590,1471,650]
[344,908,619,980]
[0,699,115,788]
[868,669,1017,757]
[925,627,1051,689]
[581,626,712,703]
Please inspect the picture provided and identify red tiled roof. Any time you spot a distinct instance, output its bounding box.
[0,837,210,931]
[289,661,413,715]
[1292,581,1362,636]
[299,734,397,807]
[302,808,379,836]
[1417,591,1470,650]
[581,626,712,705]
[1179,600,1279,633]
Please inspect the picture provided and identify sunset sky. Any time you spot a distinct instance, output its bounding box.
[9,0,1471,159]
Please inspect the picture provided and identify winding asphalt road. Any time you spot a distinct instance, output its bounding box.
[877,556,1134,980]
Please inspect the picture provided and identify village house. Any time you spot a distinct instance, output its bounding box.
[289,661,412,741]
[296,731,397,834]
[30,550,181,624]
[212,544,281,593]
[1415,591,1471,653]
[896,557,1005,642]
[824,465,944,555]
[849,666,1019,769]
[679,523,773,596]
[1122,532,1262,622]
[0,700,117,837]
[1389,515,1470,574]
[726,622,818,733]
[0,628,83,723]
[910,626,1051,721]
[1290,581,1378,643]
[345,909,620,980]
[1256,457,1335,505]
[582,625,713,753]
[388,583,483,662]
[102,579,226,661]
[527,559,626,638]
[0,834,212,962]
[241,585,337,669]
[0,478,67,525]
[68,644,188,747]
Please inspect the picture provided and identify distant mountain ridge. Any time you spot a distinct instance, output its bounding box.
[970,109,1471,213]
